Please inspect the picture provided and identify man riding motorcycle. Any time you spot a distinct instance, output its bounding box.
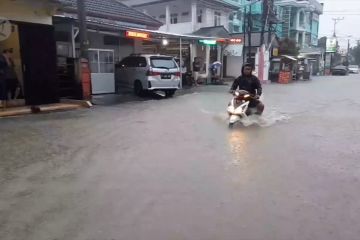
[230,63,265,115]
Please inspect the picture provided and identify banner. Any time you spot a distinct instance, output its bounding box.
[326,38,337,53]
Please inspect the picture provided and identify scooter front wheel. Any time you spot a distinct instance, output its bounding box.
[228,122,235,129]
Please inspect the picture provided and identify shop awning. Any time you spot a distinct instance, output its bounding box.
[192,26,231,39]
[282,55,297,61]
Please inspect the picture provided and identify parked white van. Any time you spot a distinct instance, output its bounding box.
[115,54,181,97]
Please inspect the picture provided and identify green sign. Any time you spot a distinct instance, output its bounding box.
[326,38,337,53]
[199,40,217,45]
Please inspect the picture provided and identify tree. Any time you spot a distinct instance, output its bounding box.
[350,44,360,65]
[278,38,299,56]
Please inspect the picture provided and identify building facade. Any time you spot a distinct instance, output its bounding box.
[275,0,323,48]
[0,0,61,105]
[123,0,239,34]
[54,0,162,95]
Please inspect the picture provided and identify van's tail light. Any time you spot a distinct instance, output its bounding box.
[146,70,161,76]
[174,72,181,77]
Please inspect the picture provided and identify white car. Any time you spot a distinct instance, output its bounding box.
[115,54,181,97]
[348,65,359,74]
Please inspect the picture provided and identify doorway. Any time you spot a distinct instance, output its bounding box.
[18,22,58,105]
[0,22,24,106]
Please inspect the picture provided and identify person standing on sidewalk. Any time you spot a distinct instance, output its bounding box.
[192,57,201,86]
[2,49,20,100]
[0,50,8,109]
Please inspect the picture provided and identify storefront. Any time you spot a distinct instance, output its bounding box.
[0,0,60,105]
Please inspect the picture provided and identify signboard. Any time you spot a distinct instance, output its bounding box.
[199,39,217,45]
[326,38,337,53]
[0,17,11,41]
[125,31,149,39]
[229,38,243,44]
[224,44,243,57]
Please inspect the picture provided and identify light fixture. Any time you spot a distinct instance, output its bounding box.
[162,39,169,46]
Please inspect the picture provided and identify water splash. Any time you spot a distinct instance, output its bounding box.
[201,108,290,127]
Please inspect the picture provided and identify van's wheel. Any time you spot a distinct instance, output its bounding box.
[134,81,144,96]
[165,90,176,98]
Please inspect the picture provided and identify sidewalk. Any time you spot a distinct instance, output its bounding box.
[0,100,92,118]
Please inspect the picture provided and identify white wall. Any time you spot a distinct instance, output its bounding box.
[132,0,233,33]
[134,0,192,24]
[226,56,243,78]
[159,22,193,34]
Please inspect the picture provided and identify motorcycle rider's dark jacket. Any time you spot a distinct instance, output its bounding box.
[230,66,262,96]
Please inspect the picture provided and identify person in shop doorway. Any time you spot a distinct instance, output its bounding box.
[2,49,20,100]
[0,50,7,109]
[192,57,201,86]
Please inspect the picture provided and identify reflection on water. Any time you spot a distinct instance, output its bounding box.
[227,130,250,165]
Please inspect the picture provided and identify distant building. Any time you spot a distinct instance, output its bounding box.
[275,0,323,48]
[122,0,239,34]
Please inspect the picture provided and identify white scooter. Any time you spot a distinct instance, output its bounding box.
[227,90,259,128]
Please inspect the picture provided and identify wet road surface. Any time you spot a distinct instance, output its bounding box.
[1,75,360,240]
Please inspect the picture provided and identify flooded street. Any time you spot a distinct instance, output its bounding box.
[1,76,360,240]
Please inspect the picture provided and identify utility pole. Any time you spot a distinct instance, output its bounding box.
[260,0,270,46]
[347,36,352,65]
[332,17,344,37]
[247,4,252,64]
[242,7,247,64]
[77,0,89,59]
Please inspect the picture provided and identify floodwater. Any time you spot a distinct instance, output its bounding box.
[1,75,360,240]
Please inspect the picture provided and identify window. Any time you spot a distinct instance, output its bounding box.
[214,12,221,26]
[150,57,177,69]
[299,11,305,27]
[118,57,147,68]
[159,15,165,19]
[182,12,189,16]
[198,10,203,23]
[99,51,114,73]
[135,57,147,67]
[88,49,114,74]
[103,35,120,46]
[171,14,178,24]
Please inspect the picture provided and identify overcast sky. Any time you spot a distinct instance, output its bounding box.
[319,0,360,48]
